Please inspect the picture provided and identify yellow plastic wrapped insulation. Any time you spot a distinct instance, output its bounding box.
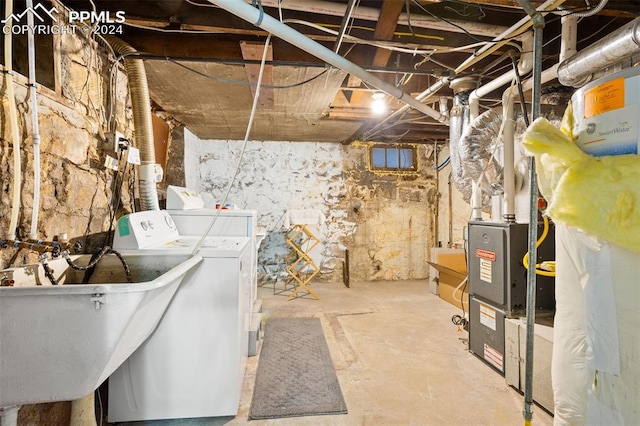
[521,109,640,253]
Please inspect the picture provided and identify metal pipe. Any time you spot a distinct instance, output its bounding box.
[252,0,508,38]
[4,0,21,240]
[26,0,41,239]
[333,0,357,54]
[434,140,439,247]
[447,172,453,247]
[105,36,160,211]
[557,17,640,87]
[515,1,544,425]
[210,0,449,124]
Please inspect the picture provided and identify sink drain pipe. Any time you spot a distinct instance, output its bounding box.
[207,0,449,125]
[515,1,544,425]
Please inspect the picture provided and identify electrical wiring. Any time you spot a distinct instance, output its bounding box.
[436,156,450,171]
[191,33,273,255]
[410,0,487,42]
[283,19,444,55]
[168,59,330,89]
[312,23,444,41]
[522,215,556,277]
[186,0,217,7]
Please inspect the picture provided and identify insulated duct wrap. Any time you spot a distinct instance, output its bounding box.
[459,109,508,197]
[448,92,472,204]
[105,36,160,211]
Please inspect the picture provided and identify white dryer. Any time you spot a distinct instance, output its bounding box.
[108,210,251,421]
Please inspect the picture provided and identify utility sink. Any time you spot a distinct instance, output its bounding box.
[0,253,202,407]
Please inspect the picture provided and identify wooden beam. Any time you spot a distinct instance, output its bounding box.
[371,0,406,67]
[240,41,275,108]
[417,0,640,18]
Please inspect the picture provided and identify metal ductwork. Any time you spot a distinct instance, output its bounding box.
[448,77,494,209]
[558,17,640,87]
[104,36,160,211]
[459,109,505,199]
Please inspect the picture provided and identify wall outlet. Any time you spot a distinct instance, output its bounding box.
[104,131,127,152]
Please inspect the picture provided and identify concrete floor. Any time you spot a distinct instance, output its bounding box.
[110,279,553,426]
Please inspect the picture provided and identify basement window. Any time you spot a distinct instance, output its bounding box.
[0,0,56,91]
[370,145,417,172]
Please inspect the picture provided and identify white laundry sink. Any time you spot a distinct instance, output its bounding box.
[0,253,202,407]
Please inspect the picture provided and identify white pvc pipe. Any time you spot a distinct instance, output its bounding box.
[455,0,566,74]
[26,0,41,239]
[0,406,19,426]
[4,0,21,240]
[253,0,508,38]
[469,33,534,120]
[559,15,578,63]
[211,0,449,124]
[502,86,516,220]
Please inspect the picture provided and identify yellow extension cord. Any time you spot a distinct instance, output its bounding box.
[522,216,556,277]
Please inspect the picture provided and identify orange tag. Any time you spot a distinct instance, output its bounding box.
[584,77,625,118]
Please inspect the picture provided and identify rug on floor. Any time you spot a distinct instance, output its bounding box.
[248,317,348,420]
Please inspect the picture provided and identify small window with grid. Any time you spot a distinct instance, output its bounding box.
[370,145,417,171]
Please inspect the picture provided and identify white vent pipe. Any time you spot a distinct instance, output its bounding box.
[469,33,534,120]
[252,0,508,38]
[26,0,41,239]
[4,0,21,241]
[455,0,566,74]
[105,37,160,211]
[501,12,576,220]
[558,17,640,87]
[210,0,449,125]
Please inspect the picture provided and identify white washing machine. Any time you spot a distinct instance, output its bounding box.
[108,210,252,421]
[166,185,265,316]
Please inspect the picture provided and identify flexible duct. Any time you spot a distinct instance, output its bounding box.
[448,91,473,205]
[4,0,21,240]
[209,0,449,125]
[105,36,160,211]
[558,17,640,87]
[459,109,505,197]
[26,0,41,239]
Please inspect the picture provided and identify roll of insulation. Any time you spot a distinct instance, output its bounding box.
[553,225,640,424]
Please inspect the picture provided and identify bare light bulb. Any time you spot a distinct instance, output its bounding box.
[371,92,387,115]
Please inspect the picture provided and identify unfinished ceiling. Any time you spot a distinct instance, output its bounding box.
[62,0,640,142]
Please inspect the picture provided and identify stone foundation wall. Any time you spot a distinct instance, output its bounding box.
[183,130,438,283]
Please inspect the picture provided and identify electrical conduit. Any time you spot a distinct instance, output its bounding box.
[515,1,544,425]
[501,13,575,221]
[104,36,160,211]
[209,0,449,125]
[26,0,40,239]
[4,0,21,241]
